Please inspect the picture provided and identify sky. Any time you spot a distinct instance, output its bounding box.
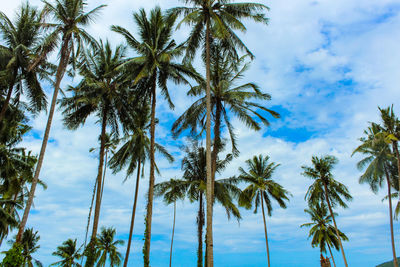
[2,0,400,266]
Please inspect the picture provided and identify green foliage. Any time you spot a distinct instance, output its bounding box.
[1,243,24,267]
[95,227,124,267]
[301,203,348,254]
[238,154,290,215]
[172,51,279,156]
[51,238,82,267]
[302,155,352,209]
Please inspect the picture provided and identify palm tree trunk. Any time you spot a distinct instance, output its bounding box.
[82,177,97,265]
[385,166,399,267]
[205,17,214,267]
[100,149,108,204]
[211,102,221,199]
[197,193,204,267]
[0,82,15,122]
[392,142,400,205]
[323,183,348,267]
[169,201,176,267]
[16,37,71,243]
[143,75,157,267]
[123,160,141,267]
[327,243,336,267]
[85,110,108,267]
[260,192,271,267]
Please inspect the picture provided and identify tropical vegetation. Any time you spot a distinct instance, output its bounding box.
[0,1,398,267]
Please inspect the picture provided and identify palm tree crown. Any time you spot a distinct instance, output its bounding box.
[51,238,82,267]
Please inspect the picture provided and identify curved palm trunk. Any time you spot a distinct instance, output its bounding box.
[0,82,15,122]
[86,110,108,267]
[322,183,348,267]
[197,193,204,267]
[123,160,141,267]
[205,17,214,267]
[143,76,157,267]
[384,166,398,267]
[260,192,271,267]
[169,201,176,267]
[16,38,71,243]
[327,243,336,267]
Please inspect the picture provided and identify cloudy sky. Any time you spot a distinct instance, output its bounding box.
[2,0,400,266]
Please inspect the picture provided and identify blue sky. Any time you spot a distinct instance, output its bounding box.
[2,0,400,266]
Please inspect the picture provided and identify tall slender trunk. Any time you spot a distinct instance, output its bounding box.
[392,142,400,204]
[205,17,214,267]
[327,243,336,267]
[211,102,221,199]
[169,201,176,267]
[82,177,97,265]
[384,166,398,267]
[100,149,108,204]
[16,37,71,243]
[123,160,141,267]
[260,192,271,267]
[0,82,15,122]
[197,193,204,267]
[85,109,108,267]
[323,183,348,267]
[143,75,157,267]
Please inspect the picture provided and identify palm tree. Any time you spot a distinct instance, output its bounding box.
[0,2,49,121]
[238,155,290,267]
[0,199,20,246]
[83,133,118,257]
[108,104,174,267]
[111,7,199,266]
[172,50,279,199]
[12,228,43,267]
[378,106,400,209]
[169,2,269,264]
[16,0,106,243]
[155,141,241,267]
[154,179,185,267]
[0,106,42,245]
[302,155,352,267]
[301,203,348,267]
[59,40,130,266]
[51,239,82,267]
[352,122,398,267]
[95,227,124,267]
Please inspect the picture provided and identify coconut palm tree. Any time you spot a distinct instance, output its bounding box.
[95,227,124,267]
[302,155,352,267]
[0,2,49,121]
[155,141,241,267]
[83,133,119,256]
[0,106,42,245]
[111,7,200,266]
[108,104,174,267]
[352,122,398,267]
[16,0,106,243]
[10,228,43,267]
[154,179,185,267]
[172,50,279,200]
[378,106,400,208]
[51,239,82,267]
[238,154,290,267]
[59,40,130,266]
[169,2,269,263]
[301,203,348,267]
